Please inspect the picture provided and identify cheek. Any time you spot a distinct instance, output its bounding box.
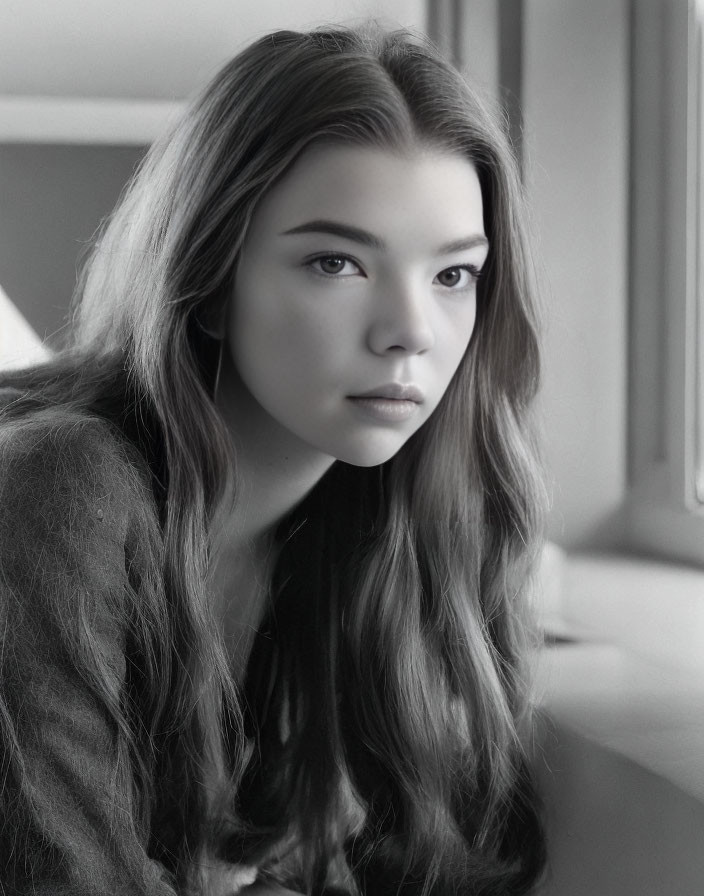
[440,304,477,373]
[424,308,475,414]
[229,286,346,397]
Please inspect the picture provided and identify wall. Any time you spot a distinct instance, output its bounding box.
[0,144,145,342]
[0,0,425,99]
[522,0,630,549]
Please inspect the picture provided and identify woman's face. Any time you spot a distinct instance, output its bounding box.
[227,143,488,468]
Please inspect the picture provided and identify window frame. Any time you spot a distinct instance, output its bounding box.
[625,0,704,567]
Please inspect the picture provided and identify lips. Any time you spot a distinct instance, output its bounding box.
[346,383,425,424]
[349,383,425,403]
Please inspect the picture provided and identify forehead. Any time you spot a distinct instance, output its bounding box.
[248,143,486,247]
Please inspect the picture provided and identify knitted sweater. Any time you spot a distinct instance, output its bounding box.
[0,396,255,894]
[0,400,179,893]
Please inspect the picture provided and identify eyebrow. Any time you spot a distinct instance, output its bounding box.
[280,219,489,255]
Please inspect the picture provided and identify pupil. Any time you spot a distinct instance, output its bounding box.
[442,268,460,286]
[321,257,344,273]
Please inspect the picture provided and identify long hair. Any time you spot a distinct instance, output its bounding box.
[0,26,546,895]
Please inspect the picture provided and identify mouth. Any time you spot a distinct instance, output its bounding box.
[349,383,425,403]
[347,383,424,423]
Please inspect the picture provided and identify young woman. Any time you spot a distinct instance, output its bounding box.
[0,25,546,896]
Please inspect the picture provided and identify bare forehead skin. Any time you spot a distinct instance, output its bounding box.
[245,143,487,263]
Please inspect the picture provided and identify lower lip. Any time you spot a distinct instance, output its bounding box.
[347,396,420,422]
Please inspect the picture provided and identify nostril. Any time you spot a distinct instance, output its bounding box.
[387,344,430,355]
[365,298,436,356]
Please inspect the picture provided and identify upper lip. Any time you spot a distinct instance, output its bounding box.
[349,383,425,403]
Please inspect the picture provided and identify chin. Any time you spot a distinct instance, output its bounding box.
[345,456,394,469]
[332,437,410,468]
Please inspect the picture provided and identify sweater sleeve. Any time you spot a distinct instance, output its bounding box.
[0,412,177,895]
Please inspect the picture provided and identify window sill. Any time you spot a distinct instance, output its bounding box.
[535,549,704,802]
[534,549,704,893]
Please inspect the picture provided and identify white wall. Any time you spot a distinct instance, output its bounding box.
[523,0,630,549]
[0,0,425,100]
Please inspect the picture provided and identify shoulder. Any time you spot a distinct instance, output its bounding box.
[0,401,150,542]
[0,400,161,636]
[0,396,177,894]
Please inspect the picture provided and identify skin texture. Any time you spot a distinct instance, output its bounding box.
[219,144,486,508]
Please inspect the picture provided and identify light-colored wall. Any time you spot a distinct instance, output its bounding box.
[0,0,425,99]
[523,0,630,549]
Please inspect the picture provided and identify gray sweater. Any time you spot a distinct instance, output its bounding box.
[0,405,178,894]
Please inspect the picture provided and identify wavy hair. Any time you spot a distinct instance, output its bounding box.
[0,25,546,895]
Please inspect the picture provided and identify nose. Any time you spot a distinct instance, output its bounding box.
[366,277,435,356]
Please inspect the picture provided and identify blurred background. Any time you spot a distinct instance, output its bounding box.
[1,1,703,893]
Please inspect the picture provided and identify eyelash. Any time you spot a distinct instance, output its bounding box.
[435,265,483,289]
[305,254,362,278]
[304,253,483,288]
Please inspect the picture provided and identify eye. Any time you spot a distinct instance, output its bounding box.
[306,254,363,277]
[434,265,482,289]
